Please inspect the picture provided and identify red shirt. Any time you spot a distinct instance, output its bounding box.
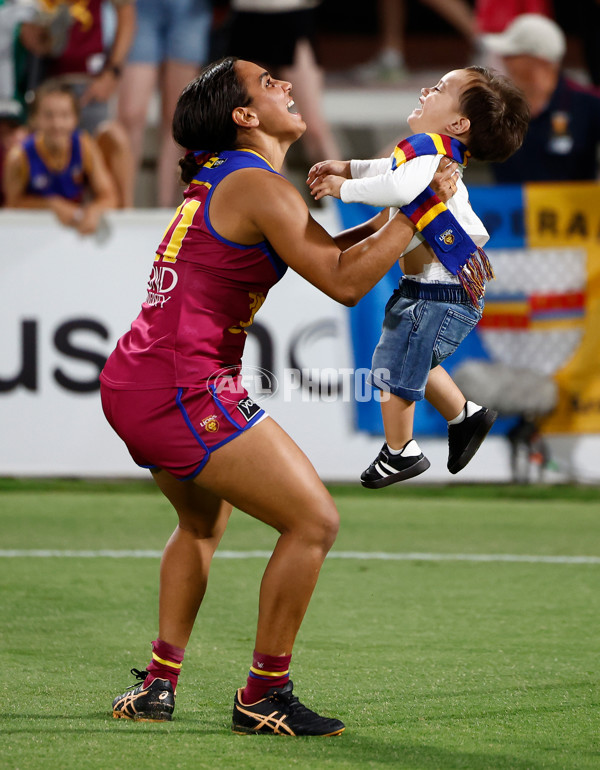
[475,0,553,33]
[46,0,105,77]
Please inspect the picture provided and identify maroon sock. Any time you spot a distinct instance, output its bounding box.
[143,639,185,688]
[241,651,291,704]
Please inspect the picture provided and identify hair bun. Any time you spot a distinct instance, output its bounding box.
[185,150,212,166]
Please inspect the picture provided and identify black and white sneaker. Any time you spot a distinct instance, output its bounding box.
[447,404,498,474]
[232,680,345,736]
[112,668,174,722]
[360,440,430,488]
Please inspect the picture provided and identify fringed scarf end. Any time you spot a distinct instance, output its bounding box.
[477,246,495,281]
[458,247,495,307]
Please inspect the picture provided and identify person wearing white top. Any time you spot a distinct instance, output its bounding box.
[307,66,529,487]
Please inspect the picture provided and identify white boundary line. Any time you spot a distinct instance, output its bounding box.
[0,550,599,564]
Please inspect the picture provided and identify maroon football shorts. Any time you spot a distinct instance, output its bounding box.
[100,378,266,480]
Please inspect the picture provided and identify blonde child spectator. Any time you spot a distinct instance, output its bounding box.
[17,0,136,207]
[3,80,117,234]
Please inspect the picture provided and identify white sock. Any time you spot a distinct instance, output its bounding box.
[448,401,482,425]
[387,439,421,457]
[465,400,482,418]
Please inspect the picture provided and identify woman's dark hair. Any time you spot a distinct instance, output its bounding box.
[459,65,530,162]
[173,56,251,183]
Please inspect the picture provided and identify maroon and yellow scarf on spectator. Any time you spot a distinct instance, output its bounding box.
[393,132,493,306]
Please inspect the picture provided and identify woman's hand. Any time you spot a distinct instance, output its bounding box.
[431,157,459,203]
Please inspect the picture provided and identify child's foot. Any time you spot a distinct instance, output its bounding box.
[360,440,430,488]
[447,403,498,474]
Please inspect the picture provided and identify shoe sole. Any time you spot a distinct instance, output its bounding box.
[112,710,172,722]
[448,410,498,474]
[360,455,431,489]
[232,723,345,737]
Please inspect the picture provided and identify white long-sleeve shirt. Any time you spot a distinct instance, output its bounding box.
[340,154,489,283]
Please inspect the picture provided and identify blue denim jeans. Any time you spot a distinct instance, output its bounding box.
[369,278,483,401]
[128,0,213,65]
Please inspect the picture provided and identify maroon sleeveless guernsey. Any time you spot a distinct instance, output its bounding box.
[100,150,287,389]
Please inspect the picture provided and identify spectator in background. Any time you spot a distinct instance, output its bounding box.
[226,0,340,164]
[0,0,36,103]
[474,0,553,35]
[0,1,35,206]
[17,0,136,206]
[474,0,554,70]
[3,80,117,233]
[0,99,27,206]
[19,0,135,129]
[352,0,476,84]
[573,0,600,88]
[482,14,600,182]
[117,0,213,208]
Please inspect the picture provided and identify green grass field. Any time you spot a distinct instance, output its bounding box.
[1,481,599,769]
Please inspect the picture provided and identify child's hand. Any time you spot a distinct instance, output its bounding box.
[77,204,103,235]
[48,196,81,228]
[309,174,345,201]
[431,158,459,203]
[306,159,351,188]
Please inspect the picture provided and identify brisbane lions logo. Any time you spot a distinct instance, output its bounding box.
[199,414,219,433]
[439,229,455,246]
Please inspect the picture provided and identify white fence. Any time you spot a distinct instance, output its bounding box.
[1,208,597,483]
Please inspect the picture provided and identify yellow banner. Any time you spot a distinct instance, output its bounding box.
[525,183,600,432]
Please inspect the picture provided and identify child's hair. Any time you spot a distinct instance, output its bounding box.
[460,65,530,162]
[173,56,252,184]
[29,80,80,120]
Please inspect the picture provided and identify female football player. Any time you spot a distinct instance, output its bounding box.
[102,56,457,735]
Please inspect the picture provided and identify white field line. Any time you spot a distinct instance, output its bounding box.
[0,550,599,564]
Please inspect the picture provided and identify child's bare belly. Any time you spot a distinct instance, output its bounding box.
[398,242,436,276]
